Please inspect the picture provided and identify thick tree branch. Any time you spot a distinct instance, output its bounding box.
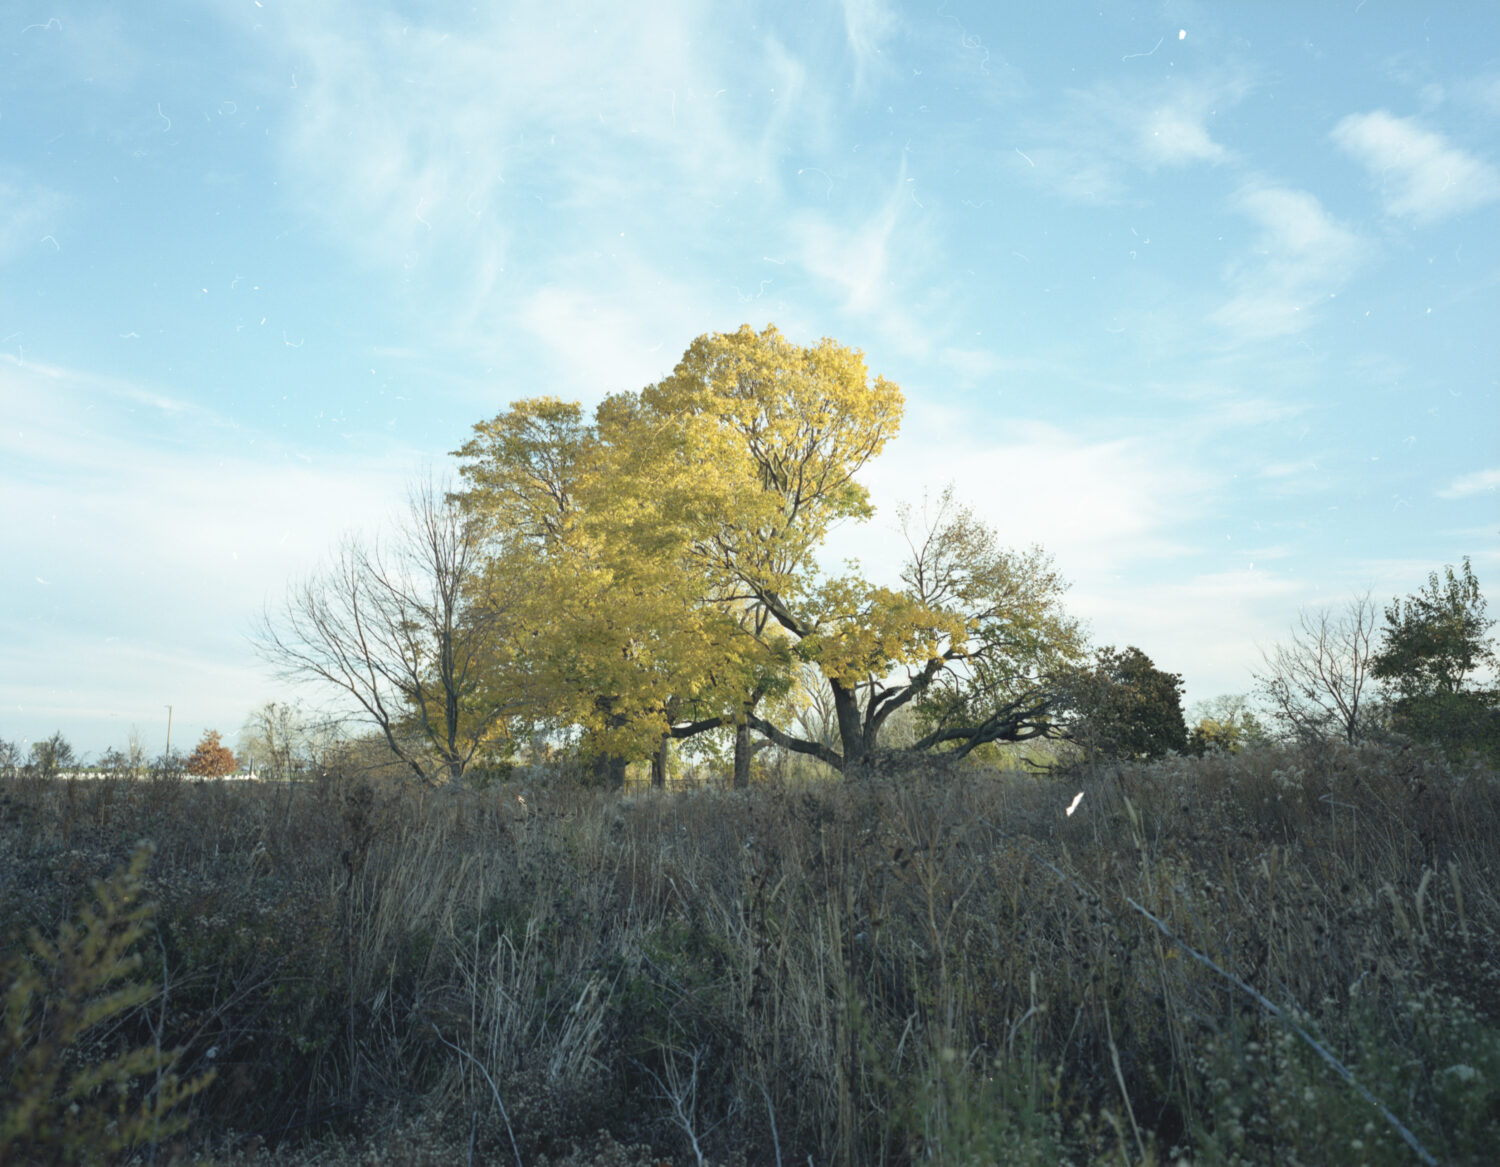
[911,692,1058,759]
[745,713,845,771]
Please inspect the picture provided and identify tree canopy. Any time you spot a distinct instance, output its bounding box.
[450,324,1084,780]
[1372,557,1498,761]
[1373,558,1495,700]
[1058,646,1188,762]
[184,730,238,778]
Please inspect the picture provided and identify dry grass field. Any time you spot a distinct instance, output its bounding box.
[3,739,1498,1165]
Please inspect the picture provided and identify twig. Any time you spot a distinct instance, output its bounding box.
[636,1049,709,1167]
[755,1075,784,1167]
[1102,996,1146,1162]
[1125,896,1439,1167]
[430,1023,523,1167]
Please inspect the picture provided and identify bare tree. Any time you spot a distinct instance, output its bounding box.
[1254,594,1378,744]
[255,481,519,784]
[236,701,343,780]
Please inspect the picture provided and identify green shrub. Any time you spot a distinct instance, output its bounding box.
[1,843,214,1165]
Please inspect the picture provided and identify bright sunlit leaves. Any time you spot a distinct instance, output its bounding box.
[451,323,1078,773]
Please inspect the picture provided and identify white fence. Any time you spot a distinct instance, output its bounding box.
[49,769,265,781]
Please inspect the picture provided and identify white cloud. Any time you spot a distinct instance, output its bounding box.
[841,0,898,95]
[823,411,1209,587]
[1015,74,1242,204]
[1212,185,1363,340]
[518,281,703,403]
[0,355,417,756]
[1438,468,1500,499]
[1332,110,1500,223]
[240,1,829,362]
[813,404,1309,706]
[1075,568,1304,700]
[1141,105,1228,165]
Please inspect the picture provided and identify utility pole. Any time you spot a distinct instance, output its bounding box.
[164,705,173,759]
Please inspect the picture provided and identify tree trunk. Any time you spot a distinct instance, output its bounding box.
[651,734,670,787]
[831,679,872,776]
[592,698,628,790]
[733,721,752,789]
[592,751,627,789]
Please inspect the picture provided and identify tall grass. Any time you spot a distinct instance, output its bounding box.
[1,738,1497,1164]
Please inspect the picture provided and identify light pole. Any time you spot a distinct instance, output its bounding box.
[164,705,173,759]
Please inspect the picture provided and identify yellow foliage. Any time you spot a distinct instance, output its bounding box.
[452,324,1078,769]
[452,324,905,764]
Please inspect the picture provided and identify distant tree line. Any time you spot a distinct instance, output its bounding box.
[0,728,250,781]
[1253,557,1498,762]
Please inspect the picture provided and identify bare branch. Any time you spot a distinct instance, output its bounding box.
[1254,593,1378,744]
[253,480,522,783]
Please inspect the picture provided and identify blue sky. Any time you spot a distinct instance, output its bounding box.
[3,1,1497,758]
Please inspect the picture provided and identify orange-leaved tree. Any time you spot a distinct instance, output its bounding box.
[183,730,239,777]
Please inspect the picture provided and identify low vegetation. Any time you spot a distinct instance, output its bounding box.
[3,737,1498,1164]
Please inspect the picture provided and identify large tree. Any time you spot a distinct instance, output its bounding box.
[1372,558,1498,760]
[638,329,1080,774]
[453,325,1082,780]
[255,481,518,784]
[453,395,780,785]
[1058,645,1189,762]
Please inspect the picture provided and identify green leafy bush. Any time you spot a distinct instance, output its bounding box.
[1,843,214,1165]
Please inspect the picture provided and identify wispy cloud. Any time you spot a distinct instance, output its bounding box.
[245,1,828,360]
[0,171,65,262]
[1014,74,1244,204]
[841,0,898,95]
[1437,467,1500,499]
[792,158,936,353]
[795,164,905,315]
[1212,184,1363,340]
[1331,110,1500,223]
[518,278,704,403]
[1141,102,1229,166]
